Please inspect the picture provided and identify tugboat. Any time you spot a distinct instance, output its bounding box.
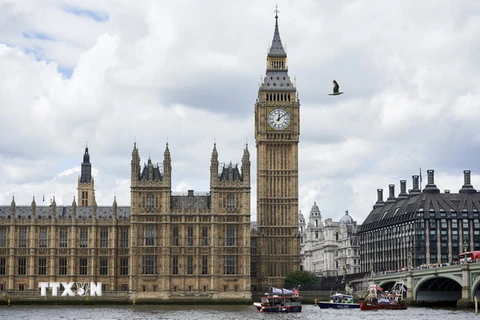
[359,282,407,311]
[253,287,302,313]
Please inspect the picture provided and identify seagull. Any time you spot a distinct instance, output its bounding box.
[328,80,344,96]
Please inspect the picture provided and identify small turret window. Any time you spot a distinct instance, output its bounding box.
[18,227,27,248]
[173,225,179,246]
[187,226,194,246]
[38,228,47,248]
[225,225,237,247]
[80,229,88,248]
[226,194,236,210]
[59,228,68,248]
[146,194,155,211]
[100,228,108,248]
[144,225,156,246]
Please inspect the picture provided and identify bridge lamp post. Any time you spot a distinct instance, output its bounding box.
[464,239,468,253]
[407,252,412,270]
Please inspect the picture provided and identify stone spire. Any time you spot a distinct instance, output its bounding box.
[268,6,287,58]
[79,144,92,183]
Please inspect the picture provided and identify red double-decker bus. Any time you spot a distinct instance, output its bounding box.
[458,251,480,263]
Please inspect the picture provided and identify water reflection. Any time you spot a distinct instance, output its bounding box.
[0,304,476,320]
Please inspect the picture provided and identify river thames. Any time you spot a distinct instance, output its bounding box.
[0,304,476,320]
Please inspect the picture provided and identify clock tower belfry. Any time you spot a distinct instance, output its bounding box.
[253,10,301,290]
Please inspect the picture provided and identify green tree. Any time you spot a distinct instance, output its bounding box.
[284,270,317,288]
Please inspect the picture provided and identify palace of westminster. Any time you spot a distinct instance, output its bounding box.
[2,12,480,301]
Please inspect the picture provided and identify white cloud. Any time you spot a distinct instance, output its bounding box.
[1,0,480,224]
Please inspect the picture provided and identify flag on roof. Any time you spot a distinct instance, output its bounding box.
[272,287,282,294]
[283,288,293,295]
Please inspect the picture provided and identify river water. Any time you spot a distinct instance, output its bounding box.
[0,304,475,320]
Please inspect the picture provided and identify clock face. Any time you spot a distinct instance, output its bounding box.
[268,108,291,130]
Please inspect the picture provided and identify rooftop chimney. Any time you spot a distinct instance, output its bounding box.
[423,169,440,194]
[386,184,396,203]
[427,170,434,185]
[459,170,477,194]
[409,175,421,195]
[373,189,385,208]
[398,180,409,199]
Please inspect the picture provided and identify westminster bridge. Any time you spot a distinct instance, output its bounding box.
[368,263,480,307]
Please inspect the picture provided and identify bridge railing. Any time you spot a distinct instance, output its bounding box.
[371,260,473,277]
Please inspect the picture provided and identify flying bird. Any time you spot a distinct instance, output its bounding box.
[328,80,344,96]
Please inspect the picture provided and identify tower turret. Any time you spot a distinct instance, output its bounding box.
[112,196,117,220]
[72,196,77,220]
[163,143,172,186]
[31,196,36,221]
[77,145,95,206]
[131,142,140,185]
[241,144,250,185]
[210,143,219,188]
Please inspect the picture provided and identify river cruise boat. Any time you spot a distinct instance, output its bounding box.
[253,287,302,313]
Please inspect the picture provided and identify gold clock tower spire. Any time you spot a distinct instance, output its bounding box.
[252,9,301,290]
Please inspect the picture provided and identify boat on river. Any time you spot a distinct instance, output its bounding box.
[316,292,360,309]
[359,282,407,311]
[253,287,302,313]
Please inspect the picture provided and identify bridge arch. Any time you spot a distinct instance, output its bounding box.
[413,275,461,303]
[470,276,480,300]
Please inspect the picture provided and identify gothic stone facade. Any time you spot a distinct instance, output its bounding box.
[251,12,301,290]
[0,11,301,298]
[0,144,251,301]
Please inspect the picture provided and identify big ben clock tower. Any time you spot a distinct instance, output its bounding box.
[253,10,301,289]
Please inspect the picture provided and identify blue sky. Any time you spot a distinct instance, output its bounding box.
[1,0,480,223]
[62,6,109,22]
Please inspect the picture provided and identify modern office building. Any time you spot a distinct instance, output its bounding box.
[359,169,480,273]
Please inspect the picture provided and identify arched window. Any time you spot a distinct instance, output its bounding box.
[146,194,154,211]
[226,194,235,210]
[144,225,156,246]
